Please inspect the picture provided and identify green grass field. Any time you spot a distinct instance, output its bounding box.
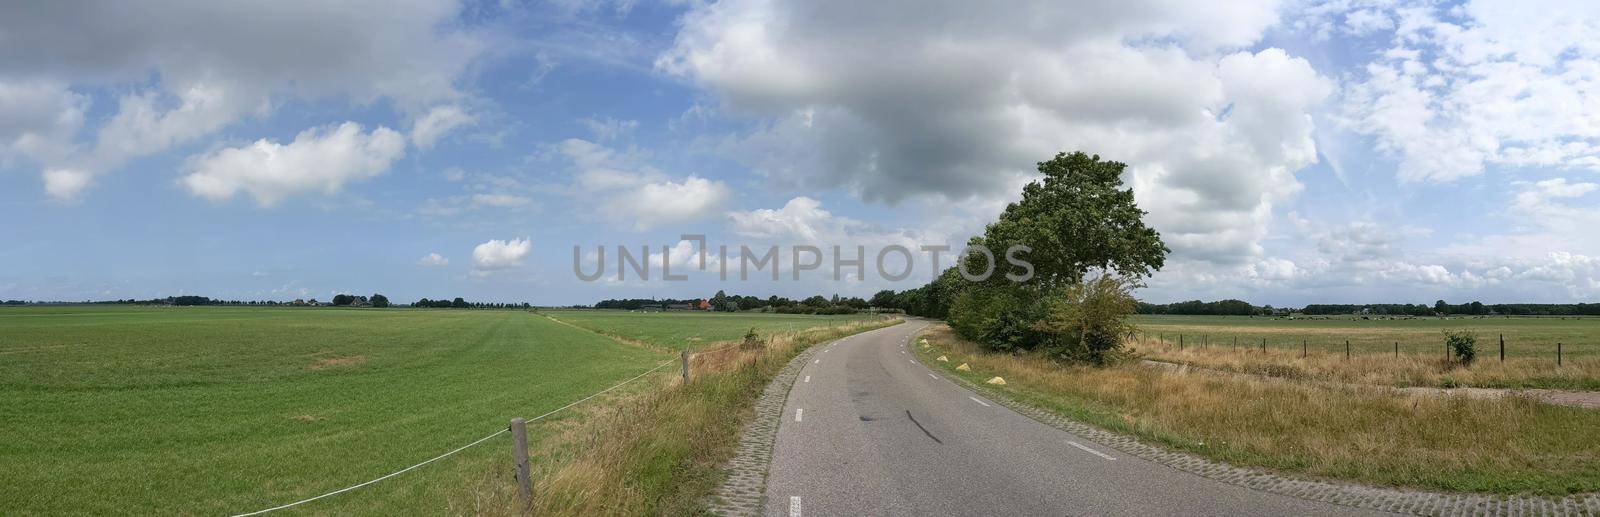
[0,305,888,515]
[1130,314,1600,359]
[542,309,880,349]
[0,306,669,515]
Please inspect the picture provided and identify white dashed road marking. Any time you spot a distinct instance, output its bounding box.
[928,373,937,378]
[804,375,810,383]
[814,359,820,364]
[1069,441,1117,461]
[795,408,804,422]
[968,396,991,407]
[790,496,802,517]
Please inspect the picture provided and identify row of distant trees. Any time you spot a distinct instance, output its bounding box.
[1132,300,1600,316]
[0,295,530,309]
[593,291,873,314]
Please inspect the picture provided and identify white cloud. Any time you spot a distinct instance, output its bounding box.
[0,80,86,167]
[181,122,406,207]
[578,116,639,141]
[609,176,730,230]
[554,138,730,230]
[41,168,92,201]
[659,0,1329,267]
[1333,0,1600,183]
[0,0,485,199]
[728,196,837,241]
[473,238,533,271]
[470,193,534,208]
[410,105,476,149]
[417,252,450,267]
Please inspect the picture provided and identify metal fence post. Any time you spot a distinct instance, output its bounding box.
[680,349,690,384]
[1499,334,1505,362]
[511,418,531,509]
[1558,342,1563,366]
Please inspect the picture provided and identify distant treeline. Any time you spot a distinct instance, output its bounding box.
[593,291,874,315]
[1,295,531,309]
[1135,300,1600,316]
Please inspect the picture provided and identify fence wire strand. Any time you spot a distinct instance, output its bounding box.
[229,358,677,516]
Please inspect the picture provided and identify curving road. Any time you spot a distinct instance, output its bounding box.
[762,319,1387,516]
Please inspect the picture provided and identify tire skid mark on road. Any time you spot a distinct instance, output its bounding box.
[905,410,943,444]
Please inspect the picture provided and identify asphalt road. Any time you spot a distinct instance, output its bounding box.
[763,319,1388,517]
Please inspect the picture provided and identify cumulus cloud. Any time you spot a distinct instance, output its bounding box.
[724,196,955,287]
[181,122,406,206]
[555,138,730,230]
[472,238,533,271]
[41,168,92,201]
[608,176,730,230]
[0,80,86,167]
[0,0,485,199]
[417,252,450,267]
[1333,0,1600,183]
[410,105,476,149]
[659,0,1329,268]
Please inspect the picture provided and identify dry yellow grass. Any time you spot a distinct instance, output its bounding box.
[459,318,900,515]
[1141,343,1600,390]
[917,325,1600,495]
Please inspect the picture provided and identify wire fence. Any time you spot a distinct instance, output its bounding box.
[229,358,678,516]
[1133,331,1583,364]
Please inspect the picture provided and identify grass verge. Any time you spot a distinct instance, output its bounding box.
[914,324,1600,495]
[464,316,901,515]
[1141,344,1600,391]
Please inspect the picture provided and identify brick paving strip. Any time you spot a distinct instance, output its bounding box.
[705,336,829,516]
[941,358,1600,516]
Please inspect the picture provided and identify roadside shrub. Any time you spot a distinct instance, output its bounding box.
[740,327,764,350]
[947,284,1044,353]
[1445,330,1477,365]
[1031,274,1138,365]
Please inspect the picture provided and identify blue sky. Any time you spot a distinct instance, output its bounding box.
[4,0,1600,307]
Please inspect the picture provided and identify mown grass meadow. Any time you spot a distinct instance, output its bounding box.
[541,309,879,349]
[0,305,885,515]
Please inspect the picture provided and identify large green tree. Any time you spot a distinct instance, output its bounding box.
[975,151,1168,289]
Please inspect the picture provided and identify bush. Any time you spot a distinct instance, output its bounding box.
[1030,274,1138,364]
[740,328,764,350]
[1445,330,1477,365]
[947,284,1044,353]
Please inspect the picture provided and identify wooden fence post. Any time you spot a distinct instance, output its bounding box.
[1261,338,1266,354]
[1301,340,1306,358]
[1394,341,1398,358]
[1345,340,1350,360]
[1180,335,1184,351]
[1499,334,1505,362]
[680,349,690,384]
[510,418,531,509]
[1558,342,1563,366]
